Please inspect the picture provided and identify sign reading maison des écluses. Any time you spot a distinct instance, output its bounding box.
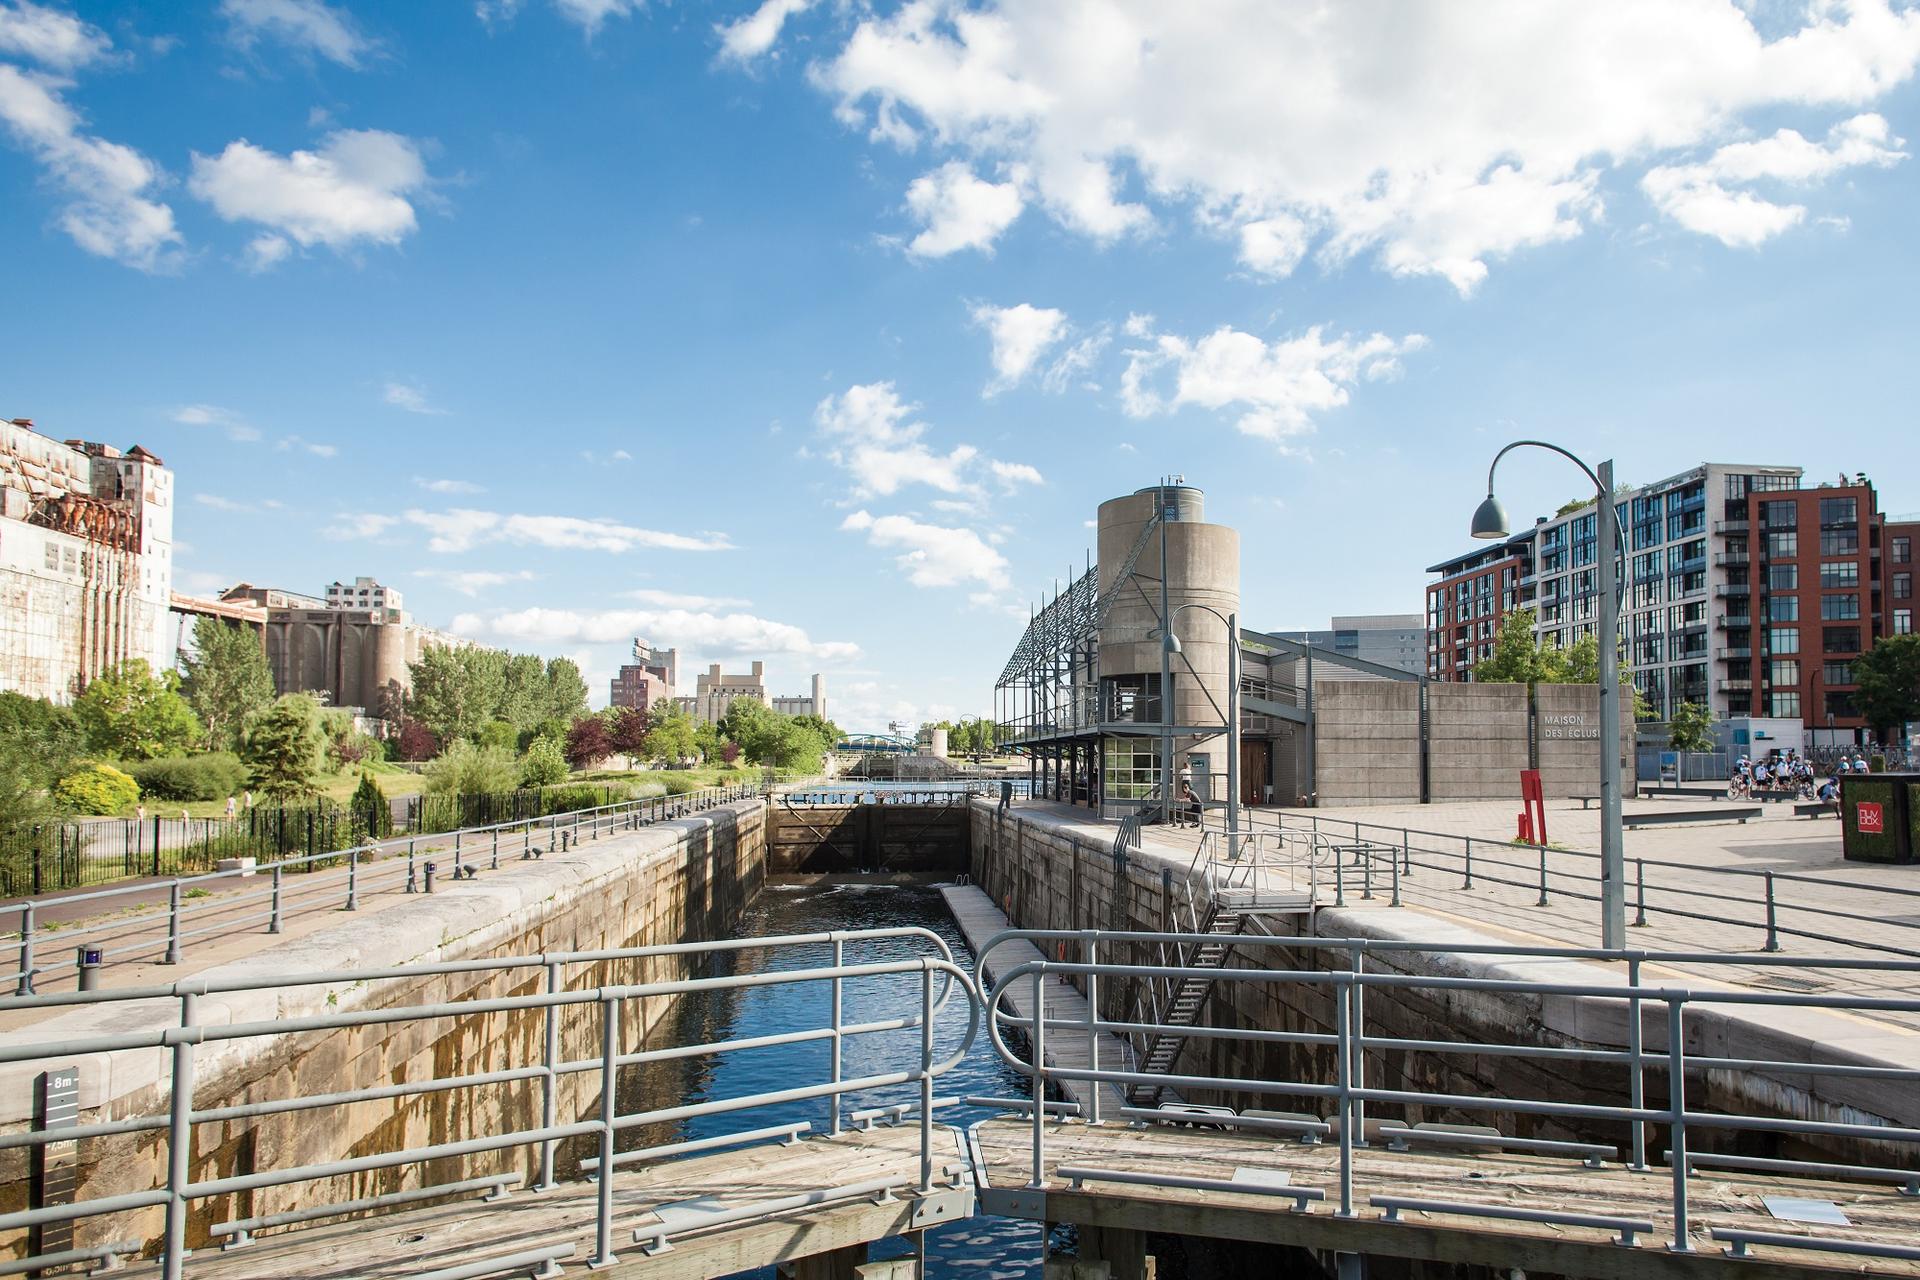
[1542,713,1599,741]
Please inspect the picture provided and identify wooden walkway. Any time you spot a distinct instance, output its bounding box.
[115,1124,971,1280]
[972,1117,1920,1279]
[938,884,1150,1117]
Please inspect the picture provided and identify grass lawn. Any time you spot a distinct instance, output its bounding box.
[164,761,421,819]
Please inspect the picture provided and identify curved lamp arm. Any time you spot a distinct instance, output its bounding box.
[1485,438,1605,500]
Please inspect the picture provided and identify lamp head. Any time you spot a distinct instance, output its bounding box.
[1470,493,1510,540]
[1162,631,1183,656]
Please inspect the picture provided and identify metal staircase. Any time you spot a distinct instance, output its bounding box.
[1126,901,1244,1106]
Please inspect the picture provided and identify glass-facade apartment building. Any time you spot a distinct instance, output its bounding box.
[1427,461,1917,744]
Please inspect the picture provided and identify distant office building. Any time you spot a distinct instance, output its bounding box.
[326,576,403,611]
[0,419,174,702]
[679,661,768,724]
[1273,615,1425,675]
[610,663,670,712]
[772,674,828,721]
[221,582,327,611]
[1426,461,1915,745]
[630,638,677,693]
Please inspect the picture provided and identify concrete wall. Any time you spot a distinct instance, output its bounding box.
[1427,683,1529,800]
[969,800,1914,1168]
[1534,683,1635,799]
[1312,682,1421,804]
[0,801,766,1259]
[766,804,968,875]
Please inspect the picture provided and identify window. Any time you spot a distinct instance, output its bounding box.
[1823,626,1862,653]
[1767,627,1799,655]
[1898,610,1914,636]
[1753,473,1799,492]
[1826,691,1858,720]
[1897,537,1912,565]
[1767,595,1798,622]
[1823,662,1854,685]
[1896,573,1912,601]
[42,543,59,571]
[1819,561,1858,588]
[1767,563,1798,590]
[1766,531,1797,559]
[1762,500,1798,529]
[1769,659,1800,687]
[1769,691,1801,718]
[1819,496,1858,527]
[1101,737,1162,801]
[1820,528,1859,555]
[1103,674,1162,725]
[1820,593,1860,620]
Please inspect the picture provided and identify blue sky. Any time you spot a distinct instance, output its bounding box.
[4,1,1918,729]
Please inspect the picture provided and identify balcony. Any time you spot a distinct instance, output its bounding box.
[1715,518,1749,535]
[1715,613,1752,629]
[1714,583,1749,597]
[1714,551,1749,567]
[1717,678,1752,692]
[1715,645,1751,661]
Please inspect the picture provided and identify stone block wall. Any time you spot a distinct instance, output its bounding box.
[1312,682,1421,805]
[1426,682,1529,800]
[1,801,766,1260]
[1534,683,1635,799]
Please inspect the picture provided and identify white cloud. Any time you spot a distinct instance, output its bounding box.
[172,404,261,443]
[970,301,1066,395]
[404,508,735,554]
[1041,328,1111,394]
[841,509,1010,590]
[987,459,1043,489]
[189,129,433,258]
[221,0,373,68]
[716,0,815,64]
[0,65,182,270]
[413,568,536,596]
[625,587,753,609]
[244,233,292,271]
[277,434,336,457]
[383,380,446,415]
[414,476,484,494]
[812,381,978,497]
[549,0,643,33]
[323,511,398,539]
[0,2,111,70]
[903,161,1022,257]
[1121,320,1428,448]
[196,493,282,514]
[453,605,859,662]
[812,0,1920,293]
[1642,112,1906,247]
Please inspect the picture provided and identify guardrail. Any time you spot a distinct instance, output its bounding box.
[4,784,763,994]
[782,781,1031,806]
[976,928,1920,1265]
[0,926,976,1278]
[1229,809,1920,959]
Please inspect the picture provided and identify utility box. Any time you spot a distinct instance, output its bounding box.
[1841,773,1920,864]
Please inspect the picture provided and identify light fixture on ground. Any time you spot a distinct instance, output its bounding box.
[1472,440,1626,949]
[1163,603,1241,857]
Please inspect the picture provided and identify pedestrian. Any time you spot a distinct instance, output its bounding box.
[1179,775,1202,827]
[136,803,146,823]
[244,789,254,809]
[225,795,237,819]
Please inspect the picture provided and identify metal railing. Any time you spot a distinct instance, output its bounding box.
[782,780,1030,806]
[0,926,976,1278]
[976,928,1920,1265]
[4,784,762,994]
[1225,809,1920,960]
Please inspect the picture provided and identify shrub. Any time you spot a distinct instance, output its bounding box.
[349,771,392,842]
[541,783,626,815]
[477,720,519,752]
[424,741,520,795]
[394,718,439,763]
[659,772,705,796]
[521,736,569,788]
[127,753,248,802]
[52,763,141,815]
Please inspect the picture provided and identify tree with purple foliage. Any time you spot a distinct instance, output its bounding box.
[395,718,439,762]
[564,714,614,769]
[719,740,741,766]
[609,705,651,769]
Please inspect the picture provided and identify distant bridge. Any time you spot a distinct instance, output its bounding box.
[834,732,917,755]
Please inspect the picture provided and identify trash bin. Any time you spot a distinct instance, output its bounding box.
[1841,773,1920,864]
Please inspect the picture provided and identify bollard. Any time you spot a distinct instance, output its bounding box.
[492,830,500,870]
[523,822,535,860]
[345,850,359,911]
[15,903,34,996]
[1537,844,1550,906]
[76,945,103,992]
[424,860,437,894]
[165,882,183,964]
[1389,848,1402,907]
[406,839,417,893]
[1634,859,1647,926]
[268,866,283,934]
[561,831,570,853]
[1762,872,1781,952]
[1462,838,1474,889]
[454,832,464,878]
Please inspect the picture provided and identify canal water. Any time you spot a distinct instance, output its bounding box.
[611,881,1047,1278]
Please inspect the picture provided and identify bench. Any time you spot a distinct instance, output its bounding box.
[1570,794,1600,810]
[1623,806,1763,828]
[1636,785,1726,800]
[1794,801,1838,819]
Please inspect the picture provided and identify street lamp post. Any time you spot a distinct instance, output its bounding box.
[1472,441,1626,949]
[1165,605,1241,856]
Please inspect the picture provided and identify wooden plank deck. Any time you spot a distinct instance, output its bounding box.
[972,1117,1920,1279]
[938,885,1149,1117]
[116,1124,971,1280]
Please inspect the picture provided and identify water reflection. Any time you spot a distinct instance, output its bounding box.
[608,882,1044,1279]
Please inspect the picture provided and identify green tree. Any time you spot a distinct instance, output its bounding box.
[0,692,85,787]
[1668,701,1716,752]
[692,719,722,763]
[349,771,392,840]
[521,735,569,788]
[1474,609,1644,716]
[52,762,141,815]
[243,695,325,800]
[73,660,201,760]
[179,617,275,751]
[423,741,520,795]
[1855,634,1920,740]
[497,653,550,730]
[542,657,588,723]
[645,701,698,764]
[476,719,519,752]
[405,646,500,743]
[720,698,780,761]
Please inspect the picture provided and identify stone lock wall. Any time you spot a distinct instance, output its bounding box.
[1425,683,1529,801]
[0,800,766,1261]
[1311,683,1422,806]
